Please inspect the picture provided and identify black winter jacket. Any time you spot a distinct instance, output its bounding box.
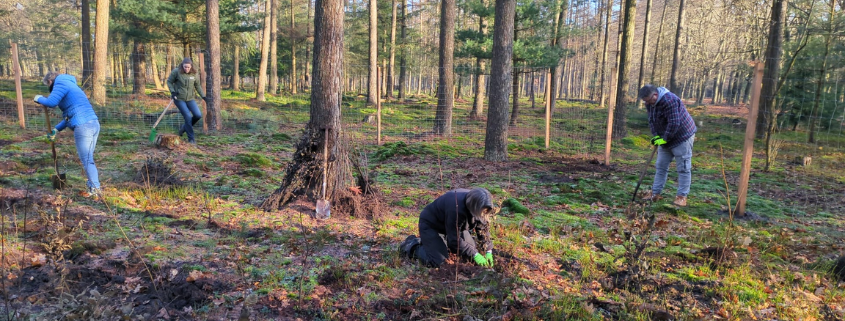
[419,189,492,257]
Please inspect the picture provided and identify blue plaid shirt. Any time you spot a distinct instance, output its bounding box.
[646,90,696,149]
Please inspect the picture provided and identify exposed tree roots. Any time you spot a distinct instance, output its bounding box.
[261,128,384,219]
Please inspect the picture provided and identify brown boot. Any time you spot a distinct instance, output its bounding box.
[672,196,687,207]
[642,191,662,201]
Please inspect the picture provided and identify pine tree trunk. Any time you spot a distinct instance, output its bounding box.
[132,40,146,95]
[650,0,667,84]
[599,0,611,107]
[231,46,240,90]
[207,0,223,130]
[398,2,407,99]
[367,0,378,105]
[270,0,279,94]
[433,0,456,135]
[669,0,685,93]
[636,0,652,107]
[611,0,635,139]
[387,0,397,99]
[150,43,164,90]
[548,0,566,115]
[289,0,297,94]
[758,0,785,138]
[81,0,92,89]
[305,0,312,89]
[484,0,516,161]
[256,0,271,101]
[92,0,109,104]
[262,0,347,211]
[809,0,834,143]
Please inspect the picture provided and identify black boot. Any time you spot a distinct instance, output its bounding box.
[399,235,421,258]
[178,124,186,137]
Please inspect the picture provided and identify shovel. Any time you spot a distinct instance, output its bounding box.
[43,106,66,189]
[148,99,174,143]
[315,128,331,219]
[631,145,659,204]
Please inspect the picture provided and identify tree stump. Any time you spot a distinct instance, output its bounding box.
[154,134,180,149]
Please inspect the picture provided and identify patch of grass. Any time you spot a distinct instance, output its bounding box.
[236,152,274,168]
[372,141,434,161]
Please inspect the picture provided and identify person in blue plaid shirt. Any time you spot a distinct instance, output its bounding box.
[638,85,697,207]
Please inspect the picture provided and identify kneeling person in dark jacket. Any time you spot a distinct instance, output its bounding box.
[400,188,495,267]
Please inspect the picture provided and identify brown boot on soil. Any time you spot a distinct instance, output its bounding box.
[672,196,687,207]
[642,191,662,201]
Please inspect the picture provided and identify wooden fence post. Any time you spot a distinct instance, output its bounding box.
[736,62,765,216]
[11,42,25,129]
[604,67,618,165]
[197,51,208,133]
[545,72,551,149]
[377,67,382,145]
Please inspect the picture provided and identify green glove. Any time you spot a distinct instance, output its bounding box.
[473,253,490,267]
[485,250,494,268]
[650,135,667,146]
[47,128,57,142]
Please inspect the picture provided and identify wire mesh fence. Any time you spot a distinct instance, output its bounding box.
[0,44,610,159]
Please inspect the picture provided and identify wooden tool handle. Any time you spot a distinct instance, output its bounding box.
[43,106,59,173]
[152,100,174,128]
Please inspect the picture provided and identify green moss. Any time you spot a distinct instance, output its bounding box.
[372,142,434,161]
[502,198,530,215]
[236,152,273,168]
[621,135,651,148]
[243,168,265,178]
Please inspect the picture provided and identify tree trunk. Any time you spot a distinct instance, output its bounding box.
[668,0,685,93]
[636,0,652,107]
[262,0,347,211]
[650,0,667,84]
[92,0,109,104]
[81,0,92,89]
[289,0,297,94]
[270,0,279,94]
[433,0,456,135]
[256,0,272,101]
[207,0,223,130]
[305,0,312,89]
[470,57,486,118]
[132,40,146,95]
[387,0,397,99]
[231,46,240,90]
[758,0,785,138]
[808,0,834,143]
[398,2,407,99]
[484,0,516,162]
[599,0,612,107]
[150,43,164,90]
[548,0,566,115]
[613,0,635,139]
[367,0,378,105]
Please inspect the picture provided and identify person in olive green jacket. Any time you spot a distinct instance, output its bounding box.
[166,57,206,144]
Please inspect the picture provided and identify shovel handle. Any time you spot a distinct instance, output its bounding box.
[631,145,659,203]
[152,99,175,128]
[43,106,59,173]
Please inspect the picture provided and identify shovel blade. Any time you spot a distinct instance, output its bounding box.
[315,199,331,219]
[148,127,158,143]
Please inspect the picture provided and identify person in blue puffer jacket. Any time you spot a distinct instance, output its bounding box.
[34,72,102,198]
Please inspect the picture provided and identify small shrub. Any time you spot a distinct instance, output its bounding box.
[372,142,433,161]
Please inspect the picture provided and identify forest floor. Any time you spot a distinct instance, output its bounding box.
[0,89,844,320]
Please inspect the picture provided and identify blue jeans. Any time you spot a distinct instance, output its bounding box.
[652,135,694,197]
[73,119,100,189]
[174,99,202,142]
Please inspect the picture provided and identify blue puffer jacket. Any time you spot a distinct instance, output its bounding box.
[36,74,98,131]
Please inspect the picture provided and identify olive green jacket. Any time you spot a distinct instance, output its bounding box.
[166,68,205,102]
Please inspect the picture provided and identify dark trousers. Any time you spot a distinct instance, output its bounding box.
[174,99,202,141]
[415,221,476,267]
